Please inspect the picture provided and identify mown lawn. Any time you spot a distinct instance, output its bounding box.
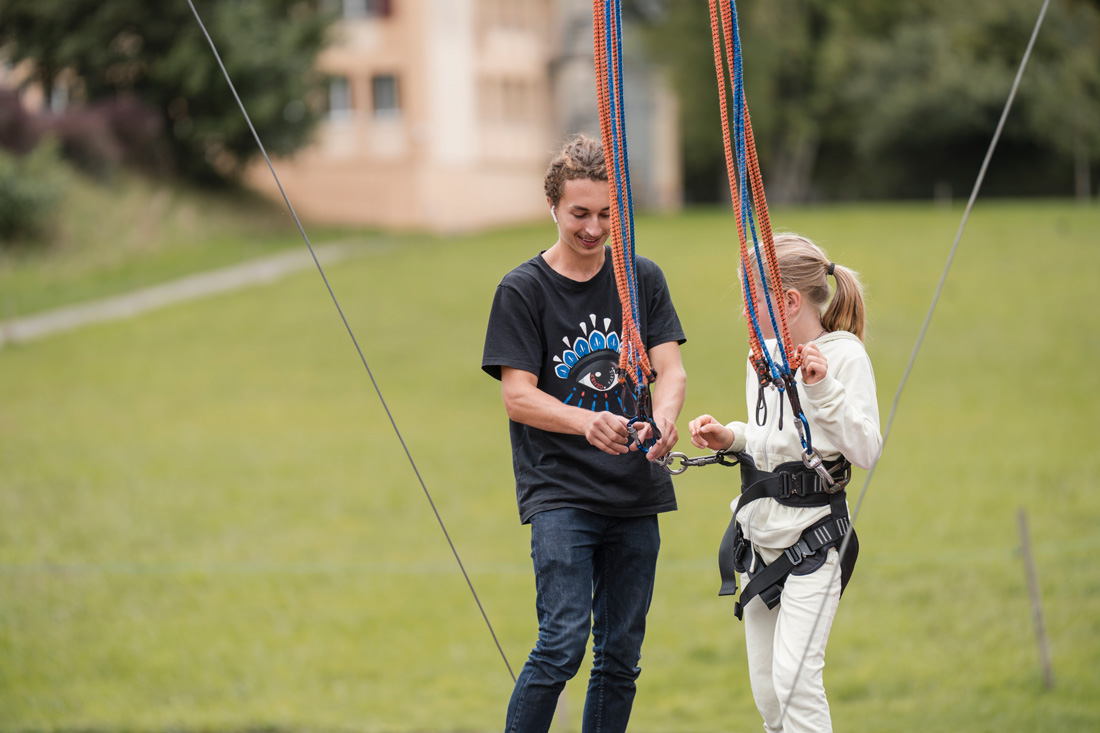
[1,200,1098,731]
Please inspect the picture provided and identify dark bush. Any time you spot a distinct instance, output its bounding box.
[0,91,171,179]
[102,95,171,175]
[0,89,44,154]
[46,106,124,179]
[41,95,170,179]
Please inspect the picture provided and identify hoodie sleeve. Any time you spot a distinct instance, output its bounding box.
[801,338,882,469]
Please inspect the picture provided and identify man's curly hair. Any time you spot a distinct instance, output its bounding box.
[544,134,608,206]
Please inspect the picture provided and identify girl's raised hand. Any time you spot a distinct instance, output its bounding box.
[688,414,735,452]
[798,342,828,385]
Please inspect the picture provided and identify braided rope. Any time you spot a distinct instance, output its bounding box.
[707,0,766,376]
[594,0,652,392]
[710,0,800,379]
[711,0,813,454]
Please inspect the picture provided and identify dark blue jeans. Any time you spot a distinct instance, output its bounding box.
[505,508,661,733]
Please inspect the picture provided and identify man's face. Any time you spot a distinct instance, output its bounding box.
[553,178,611,262]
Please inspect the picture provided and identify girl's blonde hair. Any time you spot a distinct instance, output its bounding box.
[748,233,868,341]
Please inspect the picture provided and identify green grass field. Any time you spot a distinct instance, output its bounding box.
[0,173,350,320]
[2,198,1099,731]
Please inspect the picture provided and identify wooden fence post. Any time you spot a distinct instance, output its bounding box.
[1017,507,1054,690]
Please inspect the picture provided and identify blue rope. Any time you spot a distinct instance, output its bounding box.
[603,0,646,391]
[727,0,811,452]
[728,0,790,380]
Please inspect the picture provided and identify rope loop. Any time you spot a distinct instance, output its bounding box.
[624,378,661,453]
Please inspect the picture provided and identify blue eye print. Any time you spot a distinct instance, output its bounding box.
[553,315,624,411]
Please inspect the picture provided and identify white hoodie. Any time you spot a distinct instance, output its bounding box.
[725,331,882,561]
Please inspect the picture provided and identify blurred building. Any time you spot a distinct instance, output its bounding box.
[246,0,680,232]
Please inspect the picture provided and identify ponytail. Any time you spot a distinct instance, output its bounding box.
[821,262,866,341]
[764,233,868,342]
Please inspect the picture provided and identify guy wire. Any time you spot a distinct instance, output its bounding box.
[185,0,516,683]
[777,0,1052,725]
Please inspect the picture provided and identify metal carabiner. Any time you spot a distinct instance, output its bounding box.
[627,416,661,454]
[659,451,689,475]
[801,447,836,489]
[659,449,741,475]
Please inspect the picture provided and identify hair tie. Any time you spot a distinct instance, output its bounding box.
[826,262,836,277]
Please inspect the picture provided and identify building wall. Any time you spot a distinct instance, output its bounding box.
[0,1,678,233]
[249,0,680,232]
[248,0,549,231]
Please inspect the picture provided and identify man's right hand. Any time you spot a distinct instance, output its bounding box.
[585,411,632,455]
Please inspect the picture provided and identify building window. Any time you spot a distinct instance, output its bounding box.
[480,0,533,29]
[371,74,400,118]
[480,77,538,125]
[327,76,353,120]
[343,0,392,20]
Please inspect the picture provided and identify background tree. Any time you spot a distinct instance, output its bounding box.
[640,1,727,202]
[840,0,1100,199]
[0,0,335,182]
[644,0,1100,202]
[1016,0,1100,200]
[643,0,859,203]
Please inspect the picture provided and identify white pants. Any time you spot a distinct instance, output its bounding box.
[742,548,842,733]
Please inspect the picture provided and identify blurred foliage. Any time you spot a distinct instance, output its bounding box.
[0,0,336,182]
[0,140,67,243]
[644,0,1100,202]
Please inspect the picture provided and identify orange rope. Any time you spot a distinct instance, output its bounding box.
[593,0,652,389]
[709,0,800,374]
[707,0,762,374]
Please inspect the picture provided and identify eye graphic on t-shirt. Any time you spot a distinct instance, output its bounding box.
[554,314,624,411]
[574,352,619,391]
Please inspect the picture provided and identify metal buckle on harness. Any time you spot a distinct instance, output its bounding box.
[732,531,750,574]
[626,416,661,454]
[784,539,812,566]
[778,472,792,500]
[778,471,817,498]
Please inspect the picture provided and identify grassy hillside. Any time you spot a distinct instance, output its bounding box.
[0,171,353,319]
[1,199,1098,731]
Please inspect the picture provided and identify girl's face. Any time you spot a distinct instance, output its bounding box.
[741,276,784,340]
[552,178,611,263]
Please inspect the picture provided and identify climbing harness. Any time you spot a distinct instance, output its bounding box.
[716,454,856,620]
[593,0,660,454]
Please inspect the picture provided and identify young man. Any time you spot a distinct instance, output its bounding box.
[482,134,687,733]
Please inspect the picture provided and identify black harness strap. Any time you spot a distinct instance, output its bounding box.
[717,455,857,620]
[732,493,850,619]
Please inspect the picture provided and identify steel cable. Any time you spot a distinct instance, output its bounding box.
[185,0,515,683]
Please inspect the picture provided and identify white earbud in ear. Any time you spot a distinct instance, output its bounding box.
[551,206,558,224]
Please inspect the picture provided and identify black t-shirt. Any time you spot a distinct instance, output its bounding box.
[482,247,686,523]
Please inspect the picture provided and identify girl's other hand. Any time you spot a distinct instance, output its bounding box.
[798,342,828,385]
[688,414,735,452]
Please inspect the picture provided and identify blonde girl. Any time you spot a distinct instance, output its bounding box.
[688,233,882,732]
